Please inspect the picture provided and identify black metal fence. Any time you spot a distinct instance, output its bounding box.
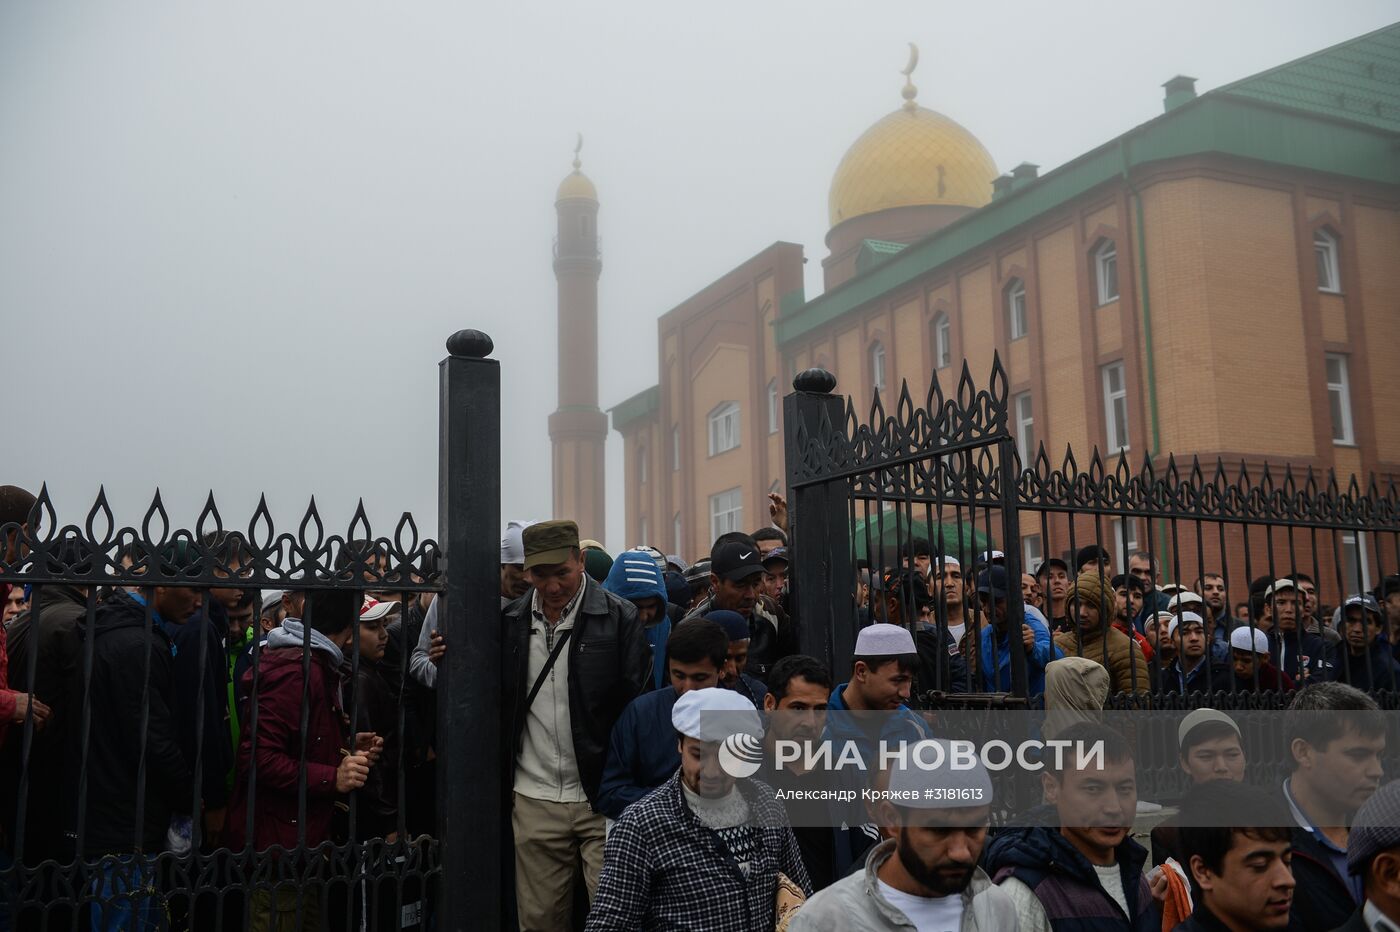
[0,330,503,930]
[784,359,1400,711]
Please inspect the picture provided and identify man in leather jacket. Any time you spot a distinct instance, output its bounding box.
[684,534,798,684]
[501,520,652,932]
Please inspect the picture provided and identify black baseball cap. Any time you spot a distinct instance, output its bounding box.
[977,565,1011,598]
[1034,557,1069,578]
[711,541,765,583]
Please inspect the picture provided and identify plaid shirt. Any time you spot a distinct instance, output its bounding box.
[585,771,812,931]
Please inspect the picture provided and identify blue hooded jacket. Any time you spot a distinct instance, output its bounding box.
[604,550,671,689]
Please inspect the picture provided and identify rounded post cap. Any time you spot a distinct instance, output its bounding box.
[793,368,837,394]
[446,329,494,358]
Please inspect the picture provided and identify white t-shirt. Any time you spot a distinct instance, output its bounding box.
[1093,862,1129,918]
[947,622,967,645]
[876,880,966,932]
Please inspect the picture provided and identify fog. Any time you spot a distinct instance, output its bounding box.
[2,2,1393,553]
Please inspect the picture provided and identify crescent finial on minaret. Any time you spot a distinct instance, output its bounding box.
[573,132,583,171]
[901,43,919,112]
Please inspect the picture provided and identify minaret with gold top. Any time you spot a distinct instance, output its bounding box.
[549,135,607,539]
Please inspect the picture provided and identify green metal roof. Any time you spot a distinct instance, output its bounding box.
[610,384,659,431]
[855,239,909,276]
[776,24,1400,349]
[1216,21,1400,133]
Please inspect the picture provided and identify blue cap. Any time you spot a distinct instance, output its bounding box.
[976,565,1010,598]
[705,610,751,643]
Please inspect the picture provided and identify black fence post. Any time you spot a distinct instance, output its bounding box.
[784,368,857,682]
[995,435,1029,698]
[438,329,501,929]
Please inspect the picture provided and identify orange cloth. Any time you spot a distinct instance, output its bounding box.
[1161,858,1193,932]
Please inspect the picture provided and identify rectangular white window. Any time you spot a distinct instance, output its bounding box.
[1341,531,1373,594]
[1095,242,1119,305]
[671,425,680,471]
[638,449,647,485]
[708,402,740,456]
[1007,281,1028,340]
[1022,534,1043,573]
[709,487,743,541]
[1110,518,1139,572]
[1014,392,1034,465]
[934,315,951,369]
[673,513,682,556]
[1101,362,1129,452]
[1326,353,1355,445]
[870,342,886,392]
[767,379,779,434]
[1315,230,1340,293]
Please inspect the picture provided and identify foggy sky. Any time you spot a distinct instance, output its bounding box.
[2,2,1394,554]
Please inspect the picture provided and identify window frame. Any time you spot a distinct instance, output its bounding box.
[671,424,680,471]
[932,313,951,370]
[1022,534,1044,573]
[673,512,682,556]
[1006,279,1028,340]
[1325,353,1355,445]
[1110,517,1139,573]
[1013,391,1034,466]
[1314,229,1341,294]
[707,401,741,456]
[637,446,647,485]
[709,487,743,541]
[1101,361,1129,453]
[870,340,886,393]
[1094,240,1119,306]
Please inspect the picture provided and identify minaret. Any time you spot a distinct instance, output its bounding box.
[549,135,607,539]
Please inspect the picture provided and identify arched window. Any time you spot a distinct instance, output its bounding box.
[1094,240,1119,305]
[707,402,740,456]
[1005,279,1028,340]
[1314,228,1341,293]
[932,314,951,370]
[869,341,886,392]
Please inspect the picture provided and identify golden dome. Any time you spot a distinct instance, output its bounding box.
[829,45,996,228]
[556,169,597,203]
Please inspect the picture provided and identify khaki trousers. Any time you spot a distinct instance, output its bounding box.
[512,792,605,932]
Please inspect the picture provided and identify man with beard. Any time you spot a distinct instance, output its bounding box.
[986,722,1158,931]
[1171,779,1298,932]
[792,744,1017,930]
[1282,683,1386,930]
[758,654,836,890]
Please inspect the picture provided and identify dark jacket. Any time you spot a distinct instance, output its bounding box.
[1269,627,1335,685]
[68,590,192,857]
[3,583,86,862]
[161,600,234,810]
[226,636,349,852]
[684,593,798,683]
[985,824,1158,932]
[1158,657,1233,697]
[1333,642,1400,692]
[596,687,682,820]
[502,579,653,807]
[1326,907,1370,932]
[1171,901,1305,932]
[352,659,400,839]
[912,623,970,701]
[1289,818,1359,931]
[1231,661,1296,692]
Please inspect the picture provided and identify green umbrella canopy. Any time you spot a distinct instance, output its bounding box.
[850,513,993,565]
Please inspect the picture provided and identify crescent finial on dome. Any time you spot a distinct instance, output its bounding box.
[901,43,919,112]
[573,132,583,171]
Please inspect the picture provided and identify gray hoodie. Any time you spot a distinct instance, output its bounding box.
[790,839,1018,932]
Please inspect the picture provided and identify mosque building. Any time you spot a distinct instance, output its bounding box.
[554,24,1400,574]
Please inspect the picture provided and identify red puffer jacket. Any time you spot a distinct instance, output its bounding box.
[226,643,348,852]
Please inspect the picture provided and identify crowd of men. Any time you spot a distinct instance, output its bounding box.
[3,481,1400,931]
